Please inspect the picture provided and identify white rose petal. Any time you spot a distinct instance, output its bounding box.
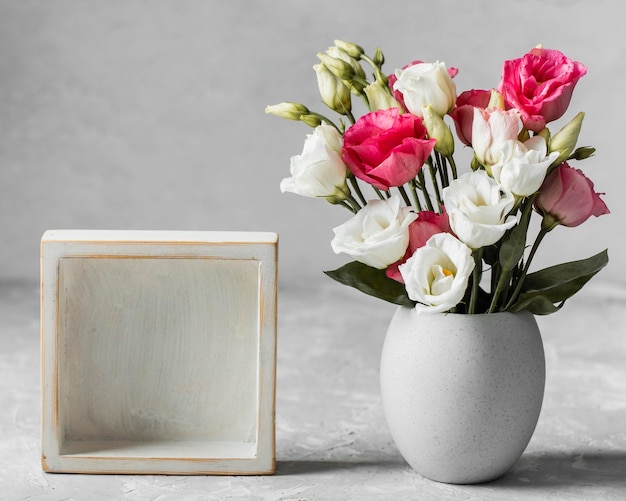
[280,124,348,200]
[399,233,474,314]
[314,121,344,156]
[392,61,456,117]
[443,170,516,248]
[471,108,520,166]
[331,195,418,269]
[490,136,560,197]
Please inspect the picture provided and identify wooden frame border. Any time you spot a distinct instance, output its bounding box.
[41,230,278,475]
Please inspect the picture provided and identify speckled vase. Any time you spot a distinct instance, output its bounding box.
[380,307,545,484]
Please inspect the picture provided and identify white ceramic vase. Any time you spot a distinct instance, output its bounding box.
[380,307,545,484]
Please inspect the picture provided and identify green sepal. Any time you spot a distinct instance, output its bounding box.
[508,249,608,314]
[324,261,415,307]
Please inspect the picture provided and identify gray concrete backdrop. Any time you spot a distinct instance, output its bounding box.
[0,0,621,286]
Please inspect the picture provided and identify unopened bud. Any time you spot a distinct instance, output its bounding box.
[471,154,482,171]
[323,47,367,93]
[422,105,454,156]
[549,111,584,166]
[300,114,323,127]
[570,146,596,161]
[316,52,355,81]
[333,40,364,59]
[364,81,402,112]
[265,102,310,121]
[373,47,385,67]
[314,62,352,115]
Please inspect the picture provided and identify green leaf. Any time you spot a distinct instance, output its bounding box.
[499,199,532,272]
[508,295,565,315]
[499,223,527,272]
[509,249,608,314]
[324,261,415,307]
[482,244,499,267]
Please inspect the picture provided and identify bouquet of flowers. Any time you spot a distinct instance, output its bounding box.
[266,40,609,314]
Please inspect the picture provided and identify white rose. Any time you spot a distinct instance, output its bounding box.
[443,170,516,249]
[392,61,456,117]
[280,124,349,201]
[471,107,520,166]
[399,233,474,314]
[490,136,560,197]
[331,195,418,269]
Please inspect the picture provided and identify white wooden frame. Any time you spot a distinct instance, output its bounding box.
[41,230,278,475]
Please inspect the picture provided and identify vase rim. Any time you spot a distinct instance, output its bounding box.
[397,306,533,318]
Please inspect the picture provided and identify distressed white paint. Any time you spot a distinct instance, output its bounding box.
[41,230,278,475]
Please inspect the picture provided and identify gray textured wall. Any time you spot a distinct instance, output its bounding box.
[0,0,621,286]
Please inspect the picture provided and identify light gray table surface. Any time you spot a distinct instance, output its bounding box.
[1,279,625,500]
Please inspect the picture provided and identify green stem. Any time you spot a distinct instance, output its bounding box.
[307,112,343,134]
[397,185,412,207]
[335,200,358,213]
[417,170,434,212]
[373,187,386,200]
[348,174,367,206]
[360,54,387,84]
[447,155,458,180]
[409,180,423,211]
[427,157,443,211]
[524,227,549,275]
[436,152,449,188]
[345,109,357,125]
[491,260,501,299]
[469,249,483,314]
[503,226,551,310]
[344,193,362,212]
[488,268,510,313]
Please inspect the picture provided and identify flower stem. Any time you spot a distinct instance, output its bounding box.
[409,180,423,211]
[503,226,551,310]
[336,200,358,213]
[469,248,483,314]
[447,155,458,179]
[397,185,412,207]
[436,152,450,188]
[488,268,510,313]
[345,193,362,212]
[417,170,434,212]
[308,112,342,133]
[360,54,387,84]
[373,187,386,200]
[427,157,443,211]
[348,174,367,206]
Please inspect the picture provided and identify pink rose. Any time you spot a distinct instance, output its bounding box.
[498,47,587,132]
[448,89,491,146]
[534,163,609,227]
[386,211,451,282]
[342,108,436,190]
[388,61,458,113]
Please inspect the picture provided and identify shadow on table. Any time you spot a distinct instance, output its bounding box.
[277,450,626,490]
[276,458,405,476]
[493,450,626,489]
